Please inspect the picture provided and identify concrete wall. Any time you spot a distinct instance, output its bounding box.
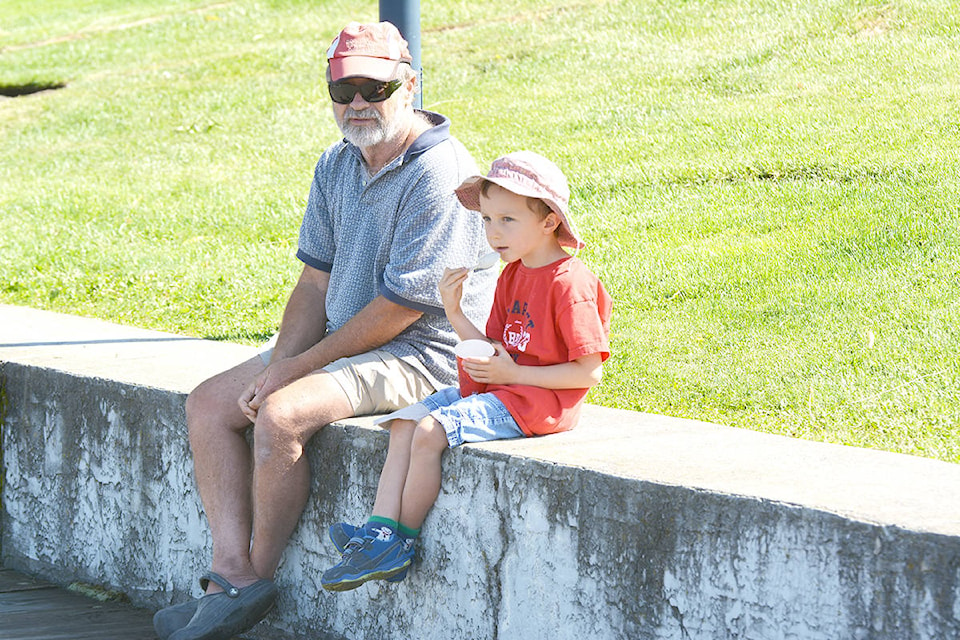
[2,304,959,639]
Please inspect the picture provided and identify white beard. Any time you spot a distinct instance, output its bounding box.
[336,106,407,149]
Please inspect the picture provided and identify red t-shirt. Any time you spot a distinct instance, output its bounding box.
[484,256,612,436]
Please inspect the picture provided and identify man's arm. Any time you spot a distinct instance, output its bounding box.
[270,264,330,363]
[275,264,425,372]
[239,265,423,419]
[295,294,423,373]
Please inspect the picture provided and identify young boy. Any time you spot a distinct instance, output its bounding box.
[320,151,612,591]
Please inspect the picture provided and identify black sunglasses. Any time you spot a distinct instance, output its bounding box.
[328,79,403,104]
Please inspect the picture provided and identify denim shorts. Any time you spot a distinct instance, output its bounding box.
[421,386,524,448]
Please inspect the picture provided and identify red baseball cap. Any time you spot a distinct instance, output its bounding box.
[326,22,412,82]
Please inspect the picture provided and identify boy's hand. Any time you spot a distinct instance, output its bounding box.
[460,343,519,385]
[439,267,469,314]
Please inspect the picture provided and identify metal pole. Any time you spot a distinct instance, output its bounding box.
[379,0,422,109]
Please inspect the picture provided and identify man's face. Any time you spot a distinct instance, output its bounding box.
[331,76,411,149]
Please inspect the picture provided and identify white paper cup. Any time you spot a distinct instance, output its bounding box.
[454,339,495,396]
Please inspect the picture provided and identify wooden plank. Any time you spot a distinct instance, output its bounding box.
[0,573,156,640]
[0,569,55,594]
[0,569,254,640]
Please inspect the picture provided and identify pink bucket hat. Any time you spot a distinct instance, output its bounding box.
[326,22,413,82]
[455,151,585,249]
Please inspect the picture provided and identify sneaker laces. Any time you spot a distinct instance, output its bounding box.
[342,533,380,556]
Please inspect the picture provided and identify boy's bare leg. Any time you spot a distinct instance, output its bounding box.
[370,419,417,521]
[397,417,449,531]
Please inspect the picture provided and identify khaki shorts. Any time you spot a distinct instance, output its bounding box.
[323,351,436,416]
[259,339,434,415]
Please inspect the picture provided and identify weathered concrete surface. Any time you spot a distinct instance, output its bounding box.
[2,303,959,639]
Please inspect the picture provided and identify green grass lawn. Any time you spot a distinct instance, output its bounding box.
[2,0,958,462]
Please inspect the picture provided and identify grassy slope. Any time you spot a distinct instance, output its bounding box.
[2,0,958,461]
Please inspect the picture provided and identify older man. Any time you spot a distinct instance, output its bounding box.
[155,21,495,640]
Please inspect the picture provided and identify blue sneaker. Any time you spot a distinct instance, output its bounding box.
[321,533,414,592]
[328,522,410,582]
[328,522,361,554]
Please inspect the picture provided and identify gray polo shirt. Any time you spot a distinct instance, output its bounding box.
[296,111,495,388]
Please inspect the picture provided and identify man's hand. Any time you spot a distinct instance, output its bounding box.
[238,356,311,421]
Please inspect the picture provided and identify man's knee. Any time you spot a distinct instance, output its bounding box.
[254,395,296,435]
[185,379,212,423]
[186,357,263,433]
[186,375,236,430]
[251,395,319,463]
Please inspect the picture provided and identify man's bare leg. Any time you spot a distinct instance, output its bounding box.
[188,360,355,590]
[186,356,265,592]
[247,371,354,580]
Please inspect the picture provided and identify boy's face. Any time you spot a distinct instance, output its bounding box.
[479,184,561,268]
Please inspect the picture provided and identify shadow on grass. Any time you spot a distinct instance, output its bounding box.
[0,82,66,97]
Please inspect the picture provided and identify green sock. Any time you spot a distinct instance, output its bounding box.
[397,522,420,541]
[366,516,398,535]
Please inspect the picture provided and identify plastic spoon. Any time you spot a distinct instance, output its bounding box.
[473,251,500,271]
